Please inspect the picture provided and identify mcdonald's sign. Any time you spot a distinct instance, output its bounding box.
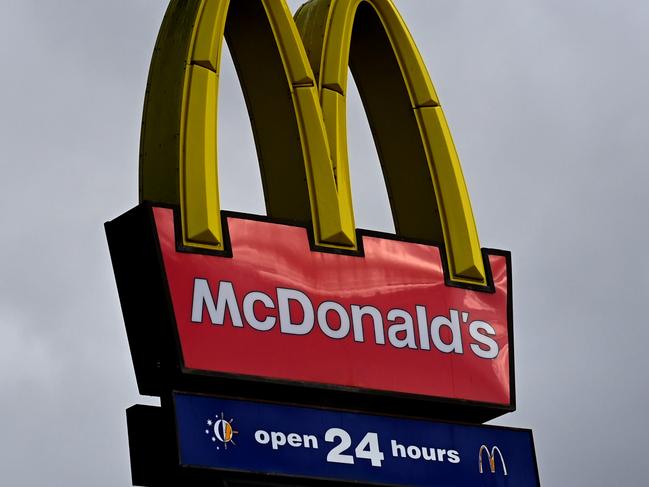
[107,0,515,421]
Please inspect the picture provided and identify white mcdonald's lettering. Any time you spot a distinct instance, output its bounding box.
[479,445,508,476]
[140,0,490,287]
[191,278,500,359]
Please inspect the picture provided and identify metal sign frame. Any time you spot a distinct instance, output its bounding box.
[106,203,515,422]
[125,392,539,487]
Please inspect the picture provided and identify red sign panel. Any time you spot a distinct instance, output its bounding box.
[153,207,512,406]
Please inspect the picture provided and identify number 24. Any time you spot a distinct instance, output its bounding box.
[325,428,385,467]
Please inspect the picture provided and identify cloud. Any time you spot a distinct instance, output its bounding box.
[1,0,648,485]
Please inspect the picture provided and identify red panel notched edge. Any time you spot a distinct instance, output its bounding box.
[154,207,511,406]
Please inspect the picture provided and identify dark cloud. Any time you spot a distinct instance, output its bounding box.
[1,1,647,485]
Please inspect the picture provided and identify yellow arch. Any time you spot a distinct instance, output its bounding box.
[295,0,486,284]
[140,0,354,251]
[140,0,487,285]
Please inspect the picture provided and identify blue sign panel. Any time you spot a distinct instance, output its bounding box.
[174,393,539,486]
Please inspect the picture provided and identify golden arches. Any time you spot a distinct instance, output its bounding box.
[140,0,354,252]
[295,0,485,283]
[140,0,487,285]
[479,445,508,475]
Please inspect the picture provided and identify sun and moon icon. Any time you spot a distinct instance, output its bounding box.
[205,412,238,450]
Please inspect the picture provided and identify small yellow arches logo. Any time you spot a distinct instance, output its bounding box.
[478,445,508,476]
[140,0,487,286]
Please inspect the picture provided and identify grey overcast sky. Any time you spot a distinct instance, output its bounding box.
[1,0,648,485]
